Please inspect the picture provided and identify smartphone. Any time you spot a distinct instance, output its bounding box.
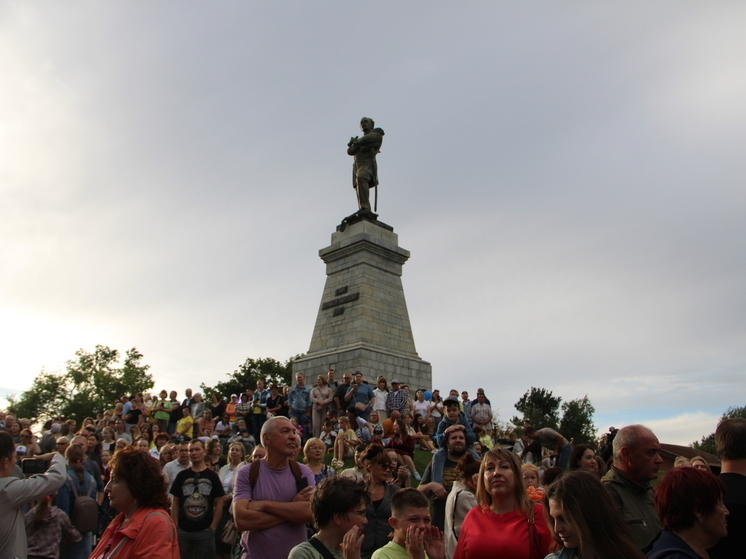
[21,458,47,475]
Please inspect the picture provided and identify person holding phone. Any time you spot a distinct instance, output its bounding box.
[0,431,66,559]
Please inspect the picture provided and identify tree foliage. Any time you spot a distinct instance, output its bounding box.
[691,405,746,455]
[201,355,302,398]
[8,345,153,425]
[560,395,597,445]
[511,387,562,430]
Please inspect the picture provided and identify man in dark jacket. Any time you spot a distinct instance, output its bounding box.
[601,424,663,549]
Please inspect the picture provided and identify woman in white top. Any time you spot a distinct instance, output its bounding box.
[218,442,246,494]
[372,377,390,422]
[428,392,444,432]
[413,390,431,419]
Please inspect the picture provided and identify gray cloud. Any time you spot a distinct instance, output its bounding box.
[1,3,744,444]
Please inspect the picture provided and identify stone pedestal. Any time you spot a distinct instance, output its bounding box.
[293,217,431,388]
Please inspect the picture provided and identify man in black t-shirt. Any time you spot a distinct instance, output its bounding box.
[710,418,746,559]
[171,438,226,559]
[266,384,287,418]
[334,373,353,414]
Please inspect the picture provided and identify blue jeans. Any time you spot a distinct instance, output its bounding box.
[558,444,572,470]
[252,413,267,439]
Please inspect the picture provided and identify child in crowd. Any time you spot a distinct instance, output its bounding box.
[339,442,369,482]
[435,398,476,449]
[386,449,412,488]
[472,425,493,451]
[354,415,373,443]
[332,416,359,468]
[289,416,304,440]
[521,463,544,502]
[368,411,384,443]
[371,488,445,559]
[320,418,337,451]
[25,494,81,559]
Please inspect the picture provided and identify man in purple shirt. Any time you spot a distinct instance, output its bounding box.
[232,416,315,559]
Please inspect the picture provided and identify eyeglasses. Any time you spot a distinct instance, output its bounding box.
[57,442,69,446]
[378,463,396,470]
[346,510,367,518]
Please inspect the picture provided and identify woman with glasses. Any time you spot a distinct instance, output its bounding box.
[304,438,336,486]
[361,443,401,559]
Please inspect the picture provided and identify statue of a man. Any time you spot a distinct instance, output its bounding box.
[347,117,384,215]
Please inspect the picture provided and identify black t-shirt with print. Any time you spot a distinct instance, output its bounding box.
[170,467,225,532]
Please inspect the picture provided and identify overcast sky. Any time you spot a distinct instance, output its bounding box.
[2,2,744,445]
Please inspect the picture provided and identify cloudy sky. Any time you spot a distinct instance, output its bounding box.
[2,2,744,445]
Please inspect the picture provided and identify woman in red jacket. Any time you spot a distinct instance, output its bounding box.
[90,446,179,559]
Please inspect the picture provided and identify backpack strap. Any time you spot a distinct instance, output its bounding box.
[289,459,302,481]
[67,474,80,499]
[451,490,464,542]
[308,536,336,559]
[249,459,261,490]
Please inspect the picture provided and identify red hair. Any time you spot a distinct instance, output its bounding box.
[655,467,725,531]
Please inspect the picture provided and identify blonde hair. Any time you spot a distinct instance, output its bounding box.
[690,455,709,471]
[303,437,325,463]
[522,463,541,483]
[476,447,533,518]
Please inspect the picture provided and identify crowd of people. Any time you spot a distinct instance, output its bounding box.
[0,369,744,559]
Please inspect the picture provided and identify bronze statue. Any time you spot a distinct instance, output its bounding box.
[347,117,384,216]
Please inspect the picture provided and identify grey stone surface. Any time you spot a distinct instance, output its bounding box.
[293,218,431,387]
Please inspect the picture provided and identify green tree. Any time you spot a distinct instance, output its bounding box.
[511,387,562,430]
[201,355,302,398]
[559,395,596,445]
[8,345,153,425]
[7,370,68,422]
[691,405,746,455]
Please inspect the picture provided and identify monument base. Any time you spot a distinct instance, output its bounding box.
[293,343,431,388]
[293,217,431,388]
